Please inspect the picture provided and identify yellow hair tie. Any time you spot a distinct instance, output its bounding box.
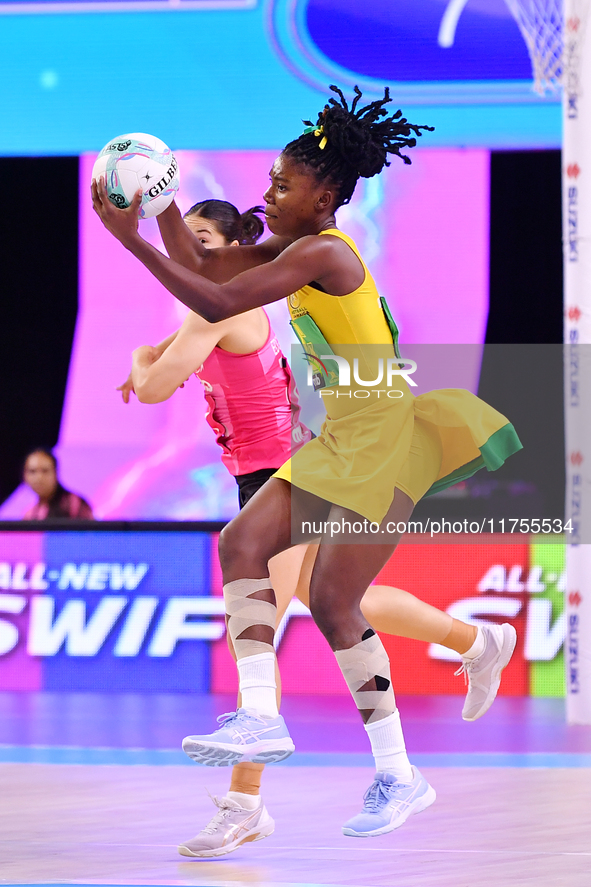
[303,123,328,150]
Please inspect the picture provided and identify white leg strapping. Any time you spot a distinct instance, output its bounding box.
[223,577,277,660]
[334,632,396,724]
[335,631,412,778]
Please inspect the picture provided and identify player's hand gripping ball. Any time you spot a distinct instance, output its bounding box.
[91,133,180,219]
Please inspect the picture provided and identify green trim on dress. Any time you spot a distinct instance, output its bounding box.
[424,423,523,498]
[379,297,402,359]
[480,422,523,470]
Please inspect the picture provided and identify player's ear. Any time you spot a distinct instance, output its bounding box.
[230,240,240,247]
[316,189,333,211]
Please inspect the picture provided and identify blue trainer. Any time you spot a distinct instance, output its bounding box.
[342,768,436,837]
[182,708,295,767]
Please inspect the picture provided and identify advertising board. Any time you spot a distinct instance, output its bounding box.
[0,530,565,695]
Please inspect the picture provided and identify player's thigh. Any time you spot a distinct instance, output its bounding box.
[220,478,329,571]
[309,492,415,617]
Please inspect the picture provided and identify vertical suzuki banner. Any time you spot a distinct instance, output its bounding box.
[563,0,591,723]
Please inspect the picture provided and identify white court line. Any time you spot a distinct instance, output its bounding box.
[3,839,591,857]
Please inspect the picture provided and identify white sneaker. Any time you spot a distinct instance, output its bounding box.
[178,794,274,858]
[456,623,517,721]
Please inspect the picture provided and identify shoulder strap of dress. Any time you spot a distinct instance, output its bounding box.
[318,228,362,259]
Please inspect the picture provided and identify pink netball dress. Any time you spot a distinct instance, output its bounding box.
[195,314,312,488]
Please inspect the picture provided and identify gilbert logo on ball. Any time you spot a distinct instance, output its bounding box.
[92,132,180,219]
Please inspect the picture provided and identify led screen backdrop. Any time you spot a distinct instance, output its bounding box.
[0,0,560,155]
[0,530,566,696]
[0,147,490,521]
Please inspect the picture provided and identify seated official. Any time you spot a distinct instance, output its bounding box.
[22,448,94,520]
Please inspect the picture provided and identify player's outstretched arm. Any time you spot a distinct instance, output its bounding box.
[131,311,227,403]
[156,202,288,282]
[117,329,181,403]
[91,182,350,321]
[155,201,206,271]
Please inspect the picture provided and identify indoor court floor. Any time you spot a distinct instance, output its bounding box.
[2,692,591,887]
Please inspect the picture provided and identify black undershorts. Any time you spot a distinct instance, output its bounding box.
[235,467,279,509]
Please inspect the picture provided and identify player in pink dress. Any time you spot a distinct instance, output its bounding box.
[117,199,514,857]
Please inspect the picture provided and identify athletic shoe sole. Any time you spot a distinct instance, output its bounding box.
[462,623,517,722]
[177,820,275,858]
[342,784,437,838]
[182,736,295,767]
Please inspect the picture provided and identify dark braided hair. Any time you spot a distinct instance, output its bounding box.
[283,85,434,207]
[184,199,265,245]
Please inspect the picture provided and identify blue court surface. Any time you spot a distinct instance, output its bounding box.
[1,691,590,765]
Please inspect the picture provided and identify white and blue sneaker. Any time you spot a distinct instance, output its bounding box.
[182,709,295,767]
[342,768,436,837]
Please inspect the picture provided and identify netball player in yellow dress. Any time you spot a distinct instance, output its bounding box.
[92,85,521,839]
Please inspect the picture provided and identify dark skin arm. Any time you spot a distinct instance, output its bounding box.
[91,180,365,322]
[155,196,290,282]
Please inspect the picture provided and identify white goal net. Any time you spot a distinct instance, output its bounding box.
[504,0,563,92]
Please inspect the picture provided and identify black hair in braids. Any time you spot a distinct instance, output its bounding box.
[283,85,434,207]
[184,199,265,245]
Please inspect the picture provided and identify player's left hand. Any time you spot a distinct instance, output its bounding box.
[116,372,136,404]
[91,176,142,246]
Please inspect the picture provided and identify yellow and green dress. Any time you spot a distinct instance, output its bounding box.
[274,228,522,525]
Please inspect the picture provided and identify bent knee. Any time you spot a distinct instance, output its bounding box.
[309,593,342,639]
[219,518,279,577]
[218,522,238,571]
[219,520,255,572]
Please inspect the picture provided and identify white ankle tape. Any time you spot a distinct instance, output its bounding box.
[223,578,277,659]
[334,633,396,725]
